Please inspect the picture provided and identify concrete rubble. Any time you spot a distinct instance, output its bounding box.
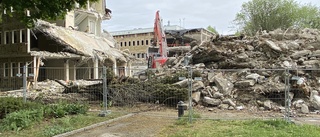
[163,28,320,115]
[2,28,320,116]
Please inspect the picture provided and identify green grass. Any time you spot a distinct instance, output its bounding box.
[0,111,124,137]
[160,119,320,137]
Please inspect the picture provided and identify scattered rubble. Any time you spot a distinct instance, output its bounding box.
[2,28,320,116]
[161,28,320,115]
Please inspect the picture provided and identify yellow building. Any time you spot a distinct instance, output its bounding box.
[110,25,215,59]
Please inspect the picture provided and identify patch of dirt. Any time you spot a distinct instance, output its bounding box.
[67,105,320,137]
[69,112,176,137]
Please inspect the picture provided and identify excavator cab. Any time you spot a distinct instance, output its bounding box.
[147,47,167,68]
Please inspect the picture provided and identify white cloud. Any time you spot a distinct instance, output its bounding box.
[104,0,320,34]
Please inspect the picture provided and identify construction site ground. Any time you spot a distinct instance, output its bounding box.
[64,105,320,137]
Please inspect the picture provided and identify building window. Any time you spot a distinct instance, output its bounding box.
[28,62,34,76]
[4,31,10,44]
[89,21,95,34]
[133,41,135,46]
[137,41,140,46]
[137,53,140,58]
[132,53,135,57]
[13,30,19,44]
[4,63,9,77]
[120,42,123,47]
[0,32,2,44]
[141,40,144,45]
[146,40,149,45]
[129,41,131,46]
[141,53,145,58]
[18,62,24,74]
[11,63,17,77]
[124,42,127,46]
[21,29,26,43]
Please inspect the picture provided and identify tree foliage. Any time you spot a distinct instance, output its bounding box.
[206,25,219,34]
[234,0,320,35]
[0,0,98,27]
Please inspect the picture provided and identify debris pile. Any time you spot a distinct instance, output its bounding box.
[164,28,320,114]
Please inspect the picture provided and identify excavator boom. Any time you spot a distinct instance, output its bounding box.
[148,11,168,68]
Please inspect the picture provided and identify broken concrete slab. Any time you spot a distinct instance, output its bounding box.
[264,40,282,52]
[222,99,236,107]
[213,73,234,96]
[291,50,311,59]
[192,91,201,103]
[235,80,256,88]
[301,104,309,114]
[203,97,221,106]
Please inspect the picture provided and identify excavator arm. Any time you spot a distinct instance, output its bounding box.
[148,11,168,68]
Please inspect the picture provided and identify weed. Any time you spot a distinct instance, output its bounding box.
[0,109,43,131]
[0,97,43,119]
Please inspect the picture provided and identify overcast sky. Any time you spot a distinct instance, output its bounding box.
[103,0,320,34]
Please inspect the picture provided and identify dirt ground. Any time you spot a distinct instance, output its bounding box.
[69,113,175,137]
[67,106,320,137]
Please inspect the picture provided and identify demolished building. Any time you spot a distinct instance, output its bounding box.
[0,0,133,91]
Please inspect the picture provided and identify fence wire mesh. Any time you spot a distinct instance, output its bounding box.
[1,66,320,122]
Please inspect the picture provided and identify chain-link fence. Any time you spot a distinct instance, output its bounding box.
[1,66,319,122]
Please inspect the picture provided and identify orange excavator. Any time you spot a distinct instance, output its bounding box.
[147,11,168,68]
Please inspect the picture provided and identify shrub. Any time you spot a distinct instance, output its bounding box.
[43,102,89,118]
[0,97,43,119]
[64,103,89,115]
[0,109,44,131]
[42,117,74,137]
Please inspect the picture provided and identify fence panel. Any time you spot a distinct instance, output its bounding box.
[2,65,320,122]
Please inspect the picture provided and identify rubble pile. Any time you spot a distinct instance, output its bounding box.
[165,28,320,114]
[1,80,102,103]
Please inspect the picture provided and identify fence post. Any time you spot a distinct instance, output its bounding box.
[188,66,193,123]
[99,66,110,117]
[284,68,291,122]
[23,65,27,103]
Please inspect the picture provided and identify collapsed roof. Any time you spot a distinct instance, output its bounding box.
[33,20,131,63]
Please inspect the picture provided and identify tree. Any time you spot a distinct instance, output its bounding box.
[233,0,320,35]
[206,25,219,34]
[0,0,98,27]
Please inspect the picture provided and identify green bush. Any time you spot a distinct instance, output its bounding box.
[43,104,67,118]
[43,117,74,137]
[64,103,88,115]
[0,97,43,119]
[0,99,88,132]
[43,102,88,118]
[0,109,44,131]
